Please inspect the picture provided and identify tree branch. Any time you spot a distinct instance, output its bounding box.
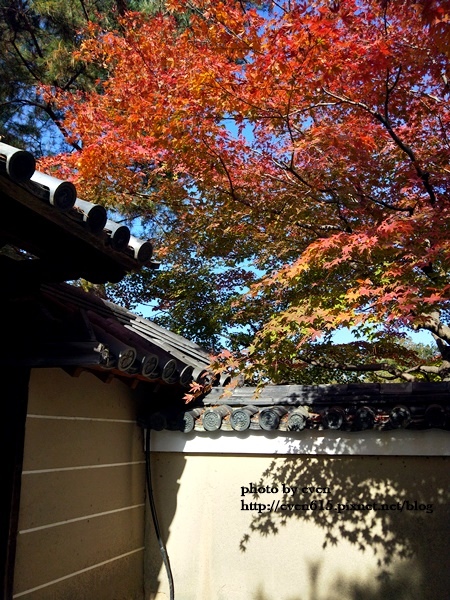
[10,36,42,82]
[419,311,450,344]
[78,0,90,21]
[322,87,437,206]
[384,66,402,123]
[297,350,450,381]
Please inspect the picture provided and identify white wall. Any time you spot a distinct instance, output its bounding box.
[145,431,450,600]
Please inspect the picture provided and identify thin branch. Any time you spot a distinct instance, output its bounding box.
[79,0,90,21]
[270,0,289,14]
[38,102,82,152]
[250,144,338,197]
[437,114,450,150]
[62,66,86,91]
[332,193,353,233]
[322,87,437,206]
[10,37,42,82]
[384,65,402,122]
[294,221,345,236]
[186,1,264,56]
[297,353,414,380]
[382,0,390,35]
[200,136,242,205]
[296,352,450,381]
[19,8,44,59]
[357,190,414,215]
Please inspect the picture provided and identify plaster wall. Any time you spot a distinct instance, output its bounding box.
[13,368,146,600]
[145,451,450,600]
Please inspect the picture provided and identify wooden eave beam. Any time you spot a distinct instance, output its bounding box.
[0,175,138,283]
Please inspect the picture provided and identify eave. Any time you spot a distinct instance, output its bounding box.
[146,382,450,433]
[0,174,144,284]
[0,281,211,400]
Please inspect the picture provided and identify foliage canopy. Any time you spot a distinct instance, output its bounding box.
[36,0,450,382]
[0,0,161,153]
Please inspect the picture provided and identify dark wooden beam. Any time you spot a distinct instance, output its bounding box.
[0,174,137,283]
[1,366,30,600]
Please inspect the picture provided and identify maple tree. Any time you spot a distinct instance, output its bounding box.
[0,0,167,154]
[41,0,450,383]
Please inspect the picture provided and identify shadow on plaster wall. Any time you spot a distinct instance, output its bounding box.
[144,452,186,600]
[252,559,421,600]
[241,452,450,600]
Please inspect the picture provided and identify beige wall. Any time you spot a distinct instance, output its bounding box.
[16,367,449,600]
[13,368,146,600]
[146,453,450,600]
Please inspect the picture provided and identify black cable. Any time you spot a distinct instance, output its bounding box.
[145,427,175,600]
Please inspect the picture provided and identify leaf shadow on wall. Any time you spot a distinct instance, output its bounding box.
[251,559,423,600]
[240,444,450,600]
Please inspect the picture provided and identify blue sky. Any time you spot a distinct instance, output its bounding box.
[331,326,434,346]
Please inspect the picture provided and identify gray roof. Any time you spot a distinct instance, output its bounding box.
[28,282,212,389]
[0,141,211,399]
[147,381,450,433]
[0,142,157,284]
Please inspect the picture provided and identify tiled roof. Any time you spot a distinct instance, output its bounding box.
[1,281,211,392]
[0,140,211,397]
[147,382,450,432]
[0,142,157,284]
